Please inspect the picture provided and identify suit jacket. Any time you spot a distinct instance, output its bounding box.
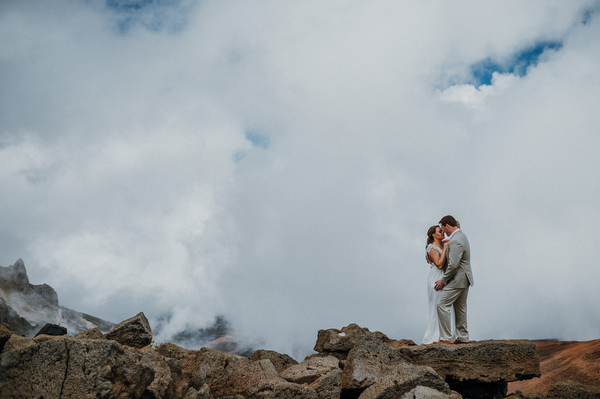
[441,229,474,288]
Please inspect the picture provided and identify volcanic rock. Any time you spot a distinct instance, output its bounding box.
[0,259,98,336]
[280,355,340,385]
[342,334,450,398]
[509,339,600,395]
[74,326,105,340]
[310,368,342,399]
[0,316,551,399]
[314,324,402,358]
[395,339,541,398]
[250,349,299,373]
[402,385,463,398]
[245,379,319,398]
[545,380,600,398]
[0,324,15,353]
[314,325,541,399]
[106,311,153,349]
[191,347,283,396]
[0,334,155,398]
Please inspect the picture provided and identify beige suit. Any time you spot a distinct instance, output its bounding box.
[437,229,473,342]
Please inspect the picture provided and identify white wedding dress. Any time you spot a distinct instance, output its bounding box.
[422,243,455,344]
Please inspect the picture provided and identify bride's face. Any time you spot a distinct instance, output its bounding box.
[433,226,444,240]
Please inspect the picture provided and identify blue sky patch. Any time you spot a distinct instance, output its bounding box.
[232,130,271,163]
[469,41,562,86]
[104,0,192,34]
[245,130,270,149]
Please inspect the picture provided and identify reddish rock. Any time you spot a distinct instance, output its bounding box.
[508,339,600,395]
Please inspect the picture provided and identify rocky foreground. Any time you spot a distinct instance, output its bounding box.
[2,313,596,399]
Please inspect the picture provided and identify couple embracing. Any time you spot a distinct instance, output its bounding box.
[422,215,474,345]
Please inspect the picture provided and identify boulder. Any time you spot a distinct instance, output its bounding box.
[246,379,319,398]
[400,386,463,398]
[396,340,541,398]
[310,369,342,399]
[191,347,283,397]
[106,312,152,349]
[0,334,155,398]
[184,383,215,399]
[140,347,183,398]
[314,324,398,359]
[280,355,340,384]
[397,340,541,383]
[74,326,105,340]
[342,335,450,398]
[0,323,15,353]
[157,341,195,360]
[250,349,298,373]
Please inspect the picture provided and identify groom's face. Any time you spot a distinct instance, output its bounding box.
[440,224,450,236]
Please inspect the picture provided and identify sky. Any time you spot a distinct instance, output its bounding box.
[2,0,600,359]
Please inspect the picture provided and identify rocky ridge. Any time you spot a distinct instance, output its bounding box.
[0,314,569,399]
[0,259,98,337]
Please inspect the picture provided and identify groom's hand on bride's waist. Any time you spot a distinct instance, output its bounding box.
[434,280,444,291]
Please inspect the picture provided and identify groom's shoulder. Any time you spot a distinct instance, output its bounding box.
[455,229,469,242]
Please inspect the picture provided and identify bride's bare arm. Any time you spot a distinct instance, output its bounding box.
[428,245,447,269]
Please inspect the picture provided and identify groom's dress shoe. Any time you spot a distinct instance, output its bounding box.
[434,340,454,344]
[454,340,469,344]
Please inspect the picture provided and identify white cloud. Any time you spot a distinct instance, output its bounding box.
[1,1,600,358]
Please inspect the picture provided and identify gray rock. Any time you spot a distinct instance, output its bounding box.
[401,385,463,398]
[280,355,340,384]
[0,259,97,336]
[106,312,152,349]
[157,341,191,359]
[246,380,319,398]
[343,335,450,397]
[314,324,394,358]
[0,323,16,353]
[140,348,178,399]
[0,299,31,336]
[192,347,283,397]
[74,326,105,340]
[250,349,298,373]
[397,340,541,383]
[184,384,214,399]
[0,334,154,398]
[310,369,342,399]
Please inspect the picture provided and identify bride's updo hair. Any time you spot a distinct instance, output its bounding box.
[426,225,438,248]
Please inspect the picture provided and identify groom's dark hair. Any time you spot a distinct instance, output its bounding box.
[439,215,458,227]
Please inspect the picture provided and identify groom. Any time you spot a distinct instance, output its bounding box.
[434,215,474,344]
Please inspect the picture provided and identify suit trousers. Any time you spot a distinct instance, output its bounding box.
[437,285,469,342]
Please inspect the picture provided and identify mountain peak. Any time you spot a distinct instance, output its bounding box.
[0,259,99,336]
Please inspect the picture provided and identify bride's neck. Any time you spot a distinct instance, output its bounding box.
[433,238,443,247]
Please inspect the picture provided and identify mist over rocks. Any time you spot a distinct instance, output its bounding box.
[0,318,548,399]
[0,259,97,337]
[0,259,243,352]
[1,261,595,398]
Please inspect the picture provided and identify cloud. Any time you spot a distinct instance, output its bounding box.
[1,1,600,359]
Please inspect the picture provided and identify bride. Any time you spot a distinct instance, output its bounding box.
[422,224,454,344]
